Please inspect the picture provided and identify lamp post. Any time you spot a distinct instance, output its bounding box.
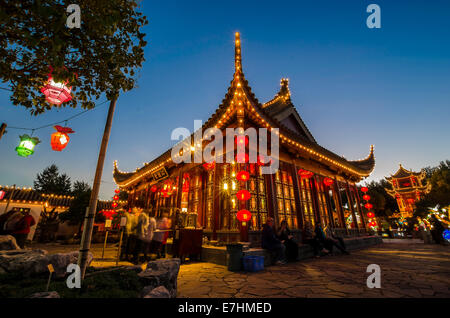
[78,94,118,279]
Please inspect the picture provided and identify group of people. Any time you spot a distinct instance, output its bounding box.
[262,217,349,265]
[121,209,170,264]
[0,209,36,248]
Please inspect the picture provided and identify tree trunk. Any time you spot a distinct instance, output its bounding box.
[77,95,118,279]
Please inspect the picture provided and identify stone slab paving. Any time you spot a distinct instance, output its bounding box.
[177,243,450,298]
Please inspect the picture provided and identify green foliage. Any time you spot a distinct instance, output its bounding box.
[0,268,143,298]
[414,160,450,218]
[34,164,72,194]
[0,0,148,114]
[366,179,398,218]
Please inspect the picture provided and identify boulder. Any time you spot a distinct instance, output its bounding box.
[138,258,180,298]
[0,249,93,278]
[142,286,171,298]
[27,291,60,298]
[0,235,20,250]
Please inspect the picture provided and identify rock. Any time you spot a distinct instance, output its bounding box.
[27,291,60,298]
[138,258,180,298]
[142,286,171,298]
[0,249,93,278]
[0,235,20,250]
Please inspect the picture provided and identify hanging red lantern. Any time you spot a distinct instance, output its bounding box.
[236,152,249,163]
[237,209,252,222]
[323,177,334,186]
[235,135,249,147]
[182,173,190,193]
[236,189,251,201]
[367,212,375,218]
[40,67,74,105]
[298,169,314,179]
[363,194,371,201]
[364,203,373,209]
[370,221,377,227]
[236,171,250,182]
[407,198,415,204]
[150,185,158,193]
[114,189,120,194]
[0,190,5,200]
[203,161,215,170]
[113,195,119,201]
[257,155,265,166]
[50,125,74,151]
[361,187,369,193]
[111,202,118,208]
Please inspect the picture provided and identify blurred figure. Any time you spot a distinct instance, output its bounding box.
[121,209,138,261]
[0,210,16,235]
[133,209,154,263]
[430,214,446,244]
[9,210,36,248]
[303,222,328,258]
[261,217,286,265]
[276,219,298,262]
[324,224,349,255]
[152,215,169,259]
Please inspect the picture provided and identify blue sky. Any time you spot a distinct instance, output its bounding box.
[1,0,449,199]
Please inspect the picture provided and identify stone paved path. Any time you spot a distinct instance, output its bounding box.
[177,243,450,298]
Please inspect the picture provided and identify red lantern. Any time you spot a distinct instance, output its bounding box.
[364,203,373,209]
[367,212,375,218]
[114,189,120,194]
[361,187,369,193]
[203,161,215,170]
[235,135,249,147]
[407,198,415,204]
[257,155,265,166]
[236,171,250,182]
[150,185,158,193]
[40,67,74,105]
[50,125,74,151]
[111,202,118,208]
[363,194,371,201]
[236,189,251,201]
[323,177,334,186]
[370,221,377,227]
[0,190,5,200]
[298,169,313,179]
[113,195,119,201]
[236,152,249,163]
[237,209,252,222]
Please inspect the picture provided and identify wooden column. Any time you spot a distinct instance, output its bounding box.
[345,181,359,230]
[212,163,221,240]
[333,178,348,235]
[310,177,322,226]
[291,163,304,229]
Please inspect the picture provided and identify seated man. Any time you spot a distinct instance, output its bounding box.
[261,217,286,265]
[318,224,349,255]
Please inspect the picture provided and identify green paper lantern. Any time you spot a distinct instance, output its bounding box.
[16,134,41,157]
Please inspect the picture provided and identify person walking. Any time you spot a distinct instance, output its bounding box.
[152,215,169,259]
[133,209,150,263]
[121,209,137,261]
[430,214,446,244]
[261,217,286,265]
[10,210,36,248]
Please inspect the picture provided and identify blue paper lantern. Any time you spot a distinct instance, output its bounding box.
[443,229,450,241]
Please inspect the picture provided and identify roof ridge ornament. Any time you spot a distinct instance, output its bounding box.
[234,32,242,76]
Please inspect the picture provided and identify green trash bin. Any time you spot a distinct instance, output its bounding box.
[226,243,243,272]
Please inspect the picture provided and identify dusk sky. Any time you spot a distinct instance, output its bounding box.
[1,0,449,200]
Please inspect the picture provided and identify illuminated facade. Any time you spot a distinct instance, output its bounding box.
[113,33,375,243]
[385,164,430,218]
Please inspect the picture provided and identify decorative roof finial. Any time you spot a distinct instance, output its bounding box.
[235,32,242,74]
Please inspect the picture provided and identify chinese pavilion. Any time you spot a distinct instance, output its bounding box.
[113,33,376,243]
[385,164,430,218]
